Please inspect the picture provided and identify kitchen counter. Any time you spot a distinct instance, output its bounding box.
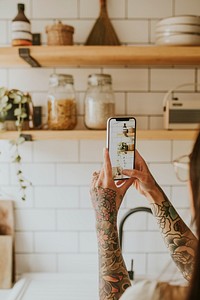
[1,271,188,299]
[0,290,10,300]
[1,273,98,300]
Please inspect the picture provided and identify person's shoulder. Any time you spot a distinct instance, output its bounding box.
[120,280,189,300]
[154,281,188,300]
[120,279,157,300]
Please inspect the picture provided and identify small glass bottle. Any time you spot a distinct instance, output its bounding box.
[84,74,115,129]
[11,3,32,46]
[47,74,77,130]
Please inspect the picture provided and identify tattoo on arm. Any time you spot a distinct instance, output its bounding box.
[93,187,131,299]
[151,193,197,281]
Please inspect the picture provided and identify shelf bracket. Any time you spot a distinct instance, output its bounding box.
[18,48,41,67]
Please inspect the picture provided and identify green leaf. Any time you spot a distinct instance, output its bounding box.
[13,95,22,104]
[15,119,20,127]
[21,96,28,103]
[1,95,8,104]
[21,113,27,119]
[6,103,12,110]
[16,90,23,97]
[0,87,7,98]
[8,92,15,99]
[14,108,22,116]
[17,136,25,144]
[15,155,21,163]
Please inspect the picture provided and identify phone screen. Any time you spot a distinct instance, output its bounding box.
[107,117,136,180]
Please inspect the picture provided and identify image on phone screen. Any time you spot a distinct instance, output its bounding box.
[107,117,136,180]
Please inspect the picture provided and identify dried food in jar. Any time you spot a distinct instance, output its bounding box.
[48,99,77,130]
[47,73,77,130]
[85,101,114,129]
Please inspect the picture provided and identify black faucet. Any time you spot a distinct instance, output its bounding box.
[119,207,153,280]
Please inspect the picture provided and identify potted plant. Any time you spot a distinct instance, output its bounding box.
[0,87,32,200]
[0,88,12,129]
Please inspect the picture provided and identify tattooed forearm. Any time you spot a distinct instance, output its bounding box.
[97,221,131,299]
[92,187,131,300]
[151,195,197,281]
[92,186,118,224]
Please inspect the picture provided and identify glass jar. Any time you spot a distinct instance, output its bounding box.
[47,73,77,130]
[84,74,115,129]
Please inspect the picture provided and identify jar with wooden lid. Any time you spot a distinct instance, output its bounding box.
[46,20,74,45]
[47,74,77,130]
[84,74,115,129]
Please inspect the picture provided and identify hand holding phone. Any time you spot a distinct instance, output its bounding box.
[107,117,136,180]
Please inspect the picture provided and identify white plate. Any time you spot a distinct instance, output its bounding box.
[157,15,200,26]
[155,33,200,45]
[156,24,200,34]
[155,32,200,39]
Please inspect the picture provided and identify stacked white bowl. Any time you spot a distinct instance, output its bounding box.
[155,15,200,45]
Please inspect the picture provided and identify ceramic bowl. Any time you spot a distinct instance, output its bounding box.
[155,33,200,45]
[157,15,200,27]
[156,24,200,34]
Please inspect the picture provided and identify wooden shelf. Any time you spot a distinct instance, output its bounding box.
[0,45,200,67]
[0,46,199,142]
[0,130,197,141]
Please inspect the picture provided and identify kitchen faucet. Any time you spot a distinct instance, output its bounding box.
[119,207,153,280]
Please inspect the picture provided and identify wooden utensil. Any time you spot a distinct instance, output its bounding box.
[0,200,15,288]
[85,0,121,45]
[0,236,13,288]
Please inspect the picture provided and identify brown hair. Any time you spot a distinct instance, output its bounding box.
[187,131,200,299]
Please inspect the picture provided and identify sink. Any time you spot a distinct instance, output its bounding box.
[6,273,98,300]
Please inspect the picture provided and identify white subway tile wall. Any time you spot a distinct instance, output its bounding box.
[0,0,198,280]
[175,0,200,15]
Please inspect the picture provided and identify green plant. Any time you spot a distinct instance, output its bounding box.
[0,88,31,130]
[0,88,12,123]
[0,87,32,200]
[8,89,31,131]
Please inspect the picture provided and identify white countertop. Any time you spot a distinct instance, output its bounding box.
[1,271,188,299]
[1,273,98,300]
[0,290,10,300]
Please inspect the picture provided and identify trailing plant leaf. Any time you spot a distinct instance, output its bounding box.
[0,87,32,201]
[21,112,27,119]
[17,136,26,145]
[0,88,13,122]
[13,95,22,104]
[1,95,9,104]
[10,139,32,201]
[0,87,7,98]
[21,96,28,104]
[14,155,21,163]
[14,108,22,116]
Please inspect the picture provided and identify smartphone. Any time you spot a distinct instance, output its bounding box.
[107,117,136,180]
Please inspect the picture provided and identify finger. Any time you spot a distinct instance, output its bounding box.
[91,171,99,188]
[103,148,113,181]
[96,164,104,187]
[122,169,147,182]
[135,150,148,170]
